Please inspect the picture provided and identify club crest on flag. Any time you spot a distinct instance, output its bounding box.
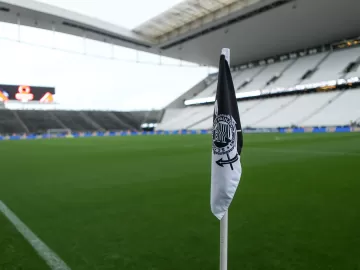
[212,114,236,155]
[212,114,239,169]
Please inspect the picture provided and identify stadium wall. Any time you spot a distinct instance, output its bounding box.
[0,126,359,141]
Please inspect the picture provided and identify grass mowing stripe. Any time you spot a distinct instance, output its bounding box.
[0,200,71,270]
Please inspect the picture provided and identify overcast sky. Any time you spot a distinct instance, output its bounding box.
[0,0,213,111]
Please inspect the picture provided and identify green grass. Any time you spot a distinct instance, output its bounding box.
[0,133,360,270]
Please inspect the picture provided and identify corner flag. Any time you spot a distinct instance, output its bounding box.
[211,49,243,220]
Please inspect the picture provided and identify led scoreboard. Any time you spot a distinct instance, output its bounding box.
[0,84,55,103]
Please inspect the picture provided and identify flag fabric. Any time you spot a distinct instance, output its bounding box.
[211,53,243,220]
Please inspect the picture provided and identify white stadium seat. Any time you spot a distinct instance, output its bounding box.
[233,66,264,92]
[238,60,294,93]
[241,96,295,127]
[300,89,360,127]
[194,81,218,98]
[270,53,327,88]
[255,92,339,128]
[301,47,360,83]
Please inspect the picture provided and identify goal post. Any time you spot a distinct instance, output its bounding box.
[47,129,72,138]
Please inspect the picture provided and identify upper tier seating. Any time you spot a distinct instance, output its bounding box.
[188,46,360,100]
[158,46,360,131]
[233,66,264,92]
[195,81,218,98]
[301,47,360,83]
[237,60,294,92]
[269,52,327,88]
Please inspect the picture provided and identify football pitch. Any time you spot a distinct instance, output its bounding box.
[0,133,359,270]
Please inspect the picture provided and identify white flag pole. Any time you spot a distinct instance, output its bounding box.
[220,47,230,270]
[220,211,228,270]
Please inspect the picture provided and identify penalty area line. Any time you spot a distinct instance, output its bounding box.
[0,200,71,270]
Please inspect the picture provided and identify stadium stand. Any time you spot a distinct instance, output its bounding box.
[301,46,360,83]
[234,66,264,92]
[186,46,360,101]
[1,46,359,135]
[253,91,340,128]
[162,89,360,130]
[269,52,328,88]
[0,110,27,134]
[300,89,360,127]
[15,110,63,133]
[0,109,161,135]
[159,108,184,126]
[112,111,150,130]
[156,106,207,130]
[237,60,295,93]
[158,46,360,131]
[241,96,298,127]
[195,81,218,98]
[85,111,129,131]
[50,111,98,132]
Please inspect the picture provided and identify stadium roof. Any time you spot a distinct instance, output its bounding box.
[1,0,360,67]
[133,0,260,41]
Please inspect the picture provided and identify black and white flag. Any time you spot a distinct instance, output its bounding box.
[211,50,243,220]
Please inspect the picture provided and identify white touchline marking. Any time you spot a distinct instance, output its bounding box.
[0,200,71,270]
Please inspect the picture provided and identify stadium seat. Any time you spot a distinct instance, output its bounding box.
[0,110,149,134]
[238,60,295,93]
[269,52,327,88]
[83,111,125,131]
[194,81,218,98]
[16,110,63,133]
[187,46,360,102]
[301,47,360,83]
[255,91,339,128]
[233,66,264,92]
[0,110,27,134]
[156,106,205,130]
[241,96,296,127]
[300,89,360,126]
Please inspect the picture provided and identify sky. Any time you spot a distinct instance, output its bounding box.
[0,0,214,111]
